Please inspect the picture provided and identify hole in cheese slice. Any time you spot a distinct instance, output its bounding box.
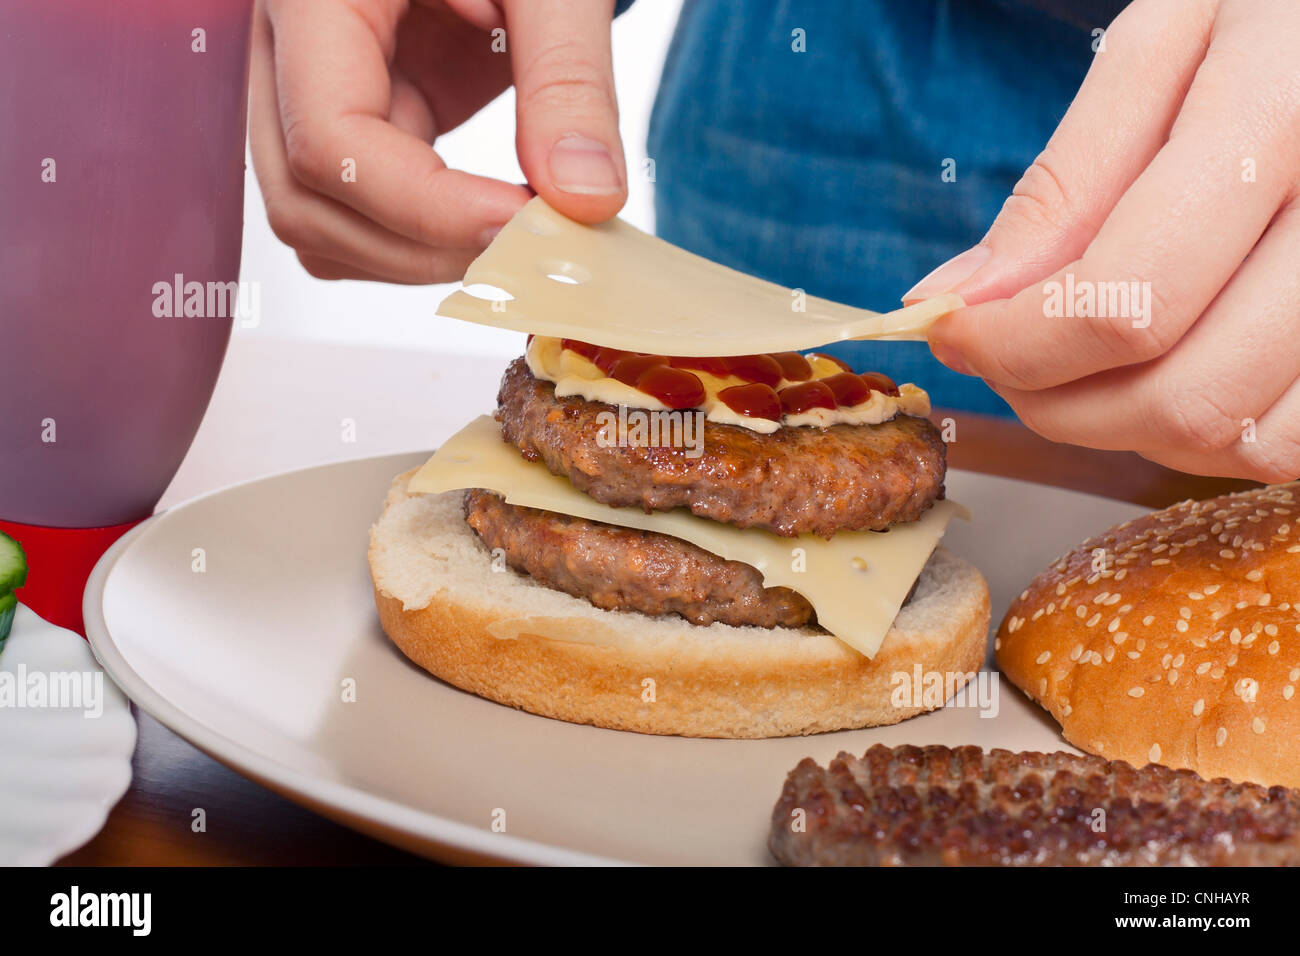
[436,198,964,357]
[406,415,968,658]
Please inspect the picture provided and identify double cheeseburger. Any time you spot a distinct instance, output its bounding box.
[369,335,989,738]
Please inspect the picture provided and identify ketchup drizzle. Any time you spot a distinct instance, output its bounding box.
[553,339,903,420]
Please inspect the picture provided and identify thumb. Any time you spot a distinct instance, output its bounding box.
[507,0,626,223]
[903,0,1213,308]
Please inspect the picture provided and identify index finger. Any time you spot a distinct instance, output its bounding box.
[267,0,529,248]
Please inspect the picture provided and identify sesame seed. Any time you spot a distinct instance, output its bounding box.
[1104,646,1116,662]
[1129,687,1144,698]
[1169,670,1180,685]
[1070,643,1084,661]
[1113,631,1128,645]
[1266,623,1279,637]
[1152,558,1171,566]
[1197,662,1212,675]
[1286,685,1295,700]
[1090,651,1103,665]
[1094,592,1109,604]
[1221,550,1236,559]
[1031,608,1044,621]
[1142,615,1155,626]
[1246,569,1264,582]
[1036,651,1051,664]
[1076,605,1087,619]
[1115,569,1128,581]
[1175,620,1188,632]
[1149,744,1162,763]
[1204,584,1221,595]
[1039,678,1047,695]
[1253,718,1266,734]
[1128,651,1141,660]
[1108,618,1121,633]
[1020,589,1029,601]
[1193,699,1205,716]
[1291,668,1300,682]
[1216,727,1228,747]
[1056,582,1067,596]
[1179,606,1192,619]
[1211,667,1226,679]
[1173,654,1185,668]
[994,637,1002,651]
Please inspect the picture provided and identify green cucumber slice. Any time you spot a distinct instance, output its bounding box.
[0,531,26,592]
[0,590,15,645]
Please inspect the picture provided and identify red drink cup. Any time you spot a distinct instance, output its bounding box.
[0,1,255,633]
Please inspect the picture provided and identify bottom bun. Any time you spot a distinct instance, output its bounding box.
[369,470,991,738]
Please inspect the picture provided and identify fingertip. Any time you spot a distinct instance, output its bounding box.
[529,133,627,223]
[925,310,976,376]
[532,183,628,224]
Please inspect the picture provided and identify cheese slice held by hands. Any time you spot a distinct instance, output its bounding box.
[407,416,967,658]
[437,198,964,357]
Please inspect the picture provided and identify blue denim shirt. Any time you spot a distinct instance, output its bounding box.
[647,0,1113,415]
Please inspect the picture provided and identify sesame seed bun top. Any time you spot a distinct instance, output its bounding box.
[995,482,1300,788]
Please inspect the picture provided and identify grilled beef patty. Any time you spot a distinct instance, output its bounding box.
[770,744,1300,866]
[463,488,815,628]
[495,358,945,539]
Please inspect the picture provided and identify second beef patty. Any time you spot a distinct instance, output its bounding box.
[463,488,815,629]
[495,358,946,539]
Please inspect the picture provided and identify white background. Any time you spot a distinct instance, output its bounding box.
[236,0,682,360]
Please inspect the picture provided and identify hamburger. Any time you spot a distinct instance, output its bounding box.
[369,333,989,738]
[996,483,1300,787]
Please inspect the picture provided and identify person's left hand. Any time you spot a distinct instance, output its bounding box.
[906,0,1300,482]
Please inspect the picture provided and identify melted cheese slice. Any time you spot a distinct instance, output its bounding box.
[437,198,964,357]
[407,416,967,658]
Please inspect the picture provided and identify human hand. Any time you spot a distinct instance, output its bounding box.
[250,0,626,283]
[908,0,1300,481]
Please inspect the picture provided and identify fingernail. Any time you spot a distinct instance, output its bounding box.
[549,135,623,195]
[478,225,503,247]
[930,342,973,376]
[902,245,992,304]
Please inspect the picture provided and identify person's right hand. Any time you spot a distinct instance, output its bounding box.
[250,0,627,283]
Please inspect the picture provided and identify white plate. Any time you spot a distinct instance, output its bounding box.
[0,605,136,866]
[84,454,1148,865]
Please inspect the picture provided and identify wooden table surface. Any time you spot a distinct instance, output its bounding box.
[60,334,1258,865]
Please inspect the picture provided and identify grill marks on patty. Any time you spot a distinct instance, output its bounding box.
[463,489,815,629]
[495,358,945,539]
